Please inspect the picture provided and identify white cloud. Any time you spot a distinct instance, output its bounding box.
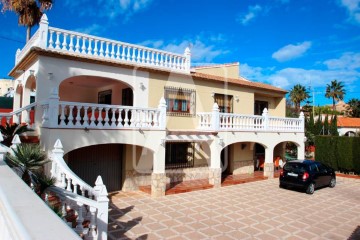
[73,24,103,35]
[237,5,262,25]
[272,41,312,62]
[324,52,360,70]
[240,52,360,90]
[138,34,229,63]
[338,0,360,24]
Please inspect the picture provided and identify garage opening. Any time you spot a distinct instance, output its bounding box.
[66,144,123,192]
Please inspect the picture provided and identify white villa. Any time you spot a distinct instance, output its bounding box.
[0,15,305,239]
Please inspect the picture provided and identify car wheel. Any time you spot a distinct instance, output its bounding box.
[279,183,286,189]
[329,178,336,188]
[306,183,315,194]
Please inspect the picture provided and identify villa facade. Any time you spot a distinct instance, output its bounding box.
[6,15,305,199]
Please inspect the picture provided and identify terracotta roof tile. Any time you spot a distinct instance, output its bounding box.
[191,72,287,94]
[337,117,360,128]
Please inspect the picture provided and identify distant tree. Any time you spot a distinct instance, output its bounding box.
[314,113,322,135]
[289,84,310,113]
[329,115,339,136]
[0,0,53,41]
[325,80,346,112]
[314,105,340,115]
[346,98,360,118]
[323,115,329,135]
[286,98,297,117]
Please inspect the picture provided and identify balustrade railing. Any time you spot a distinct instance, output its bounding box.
[15,14,191,72]
[197,104,304,132]
[50,139,109,240]
[0,102,36,128]
[41,100,166,130]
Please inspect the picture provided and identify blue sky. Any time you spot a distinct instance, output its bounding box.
[0,0,359,106]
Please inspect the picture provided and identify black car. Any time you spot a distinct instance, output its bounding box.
[279,160,336,194]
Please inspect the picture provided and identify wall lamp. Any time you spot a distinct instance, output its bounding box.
[139,82,146,91]
[48,73,53,80]
[211,91,215,98]
[29,70,35,76]
[235,96,239,102]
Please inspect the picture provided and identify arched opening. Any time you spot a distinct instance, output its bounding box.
[345,131,356,137]
[59,76,133,106]
[14,84,23,109]
[64,143,153,192]
[24,75,36,104]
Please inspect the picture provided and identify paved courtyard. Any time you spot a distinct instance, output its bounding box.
[108,177,360,239]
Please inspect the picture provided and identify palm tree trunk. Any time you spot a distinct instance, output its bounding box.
[332,98,335,112]
[26,26,31,42]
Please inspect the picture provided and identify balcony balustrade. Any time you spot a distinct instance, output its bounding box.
[15,14,191,73]
[197,103,304,133]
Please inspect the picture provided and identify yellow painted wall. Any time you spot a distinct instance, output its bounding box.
[195,63,239,79]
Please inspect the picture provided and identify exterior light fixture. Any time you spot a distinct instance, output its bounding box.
[211,91,215,98]
[29,70,35,76]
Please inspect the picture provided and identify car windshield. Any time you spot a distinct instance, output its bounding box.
[284,163,307,174]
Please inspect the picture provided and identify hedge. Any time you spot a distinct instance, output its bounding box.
[315,136,360,174]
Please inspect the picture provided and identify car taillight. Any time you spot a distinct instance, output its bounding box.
[302,172,309,180]
[280,169,284,177]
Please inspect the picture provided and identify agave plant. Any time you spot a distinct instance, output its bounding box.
[0,123,33,147]
[35,172,56,195]
[6,143,49,186]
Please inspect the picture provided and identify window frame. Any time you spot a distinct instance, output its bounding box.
[164,87,196,116]
[98,90,112,105]
[214,93,233,113]
[165,142,195,169]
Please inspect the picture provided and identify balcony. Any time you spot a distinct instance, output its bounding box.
[197,104,304,133]
[16,14,191,74]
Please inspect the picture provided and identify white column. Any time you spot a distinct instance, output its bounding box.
[151,143,166,197]
[264,146,274,178]
[262,108,269,131]
[48,87,60,128]
[209,139,222,187]
[299,112,305,132]
[297,140,305,159]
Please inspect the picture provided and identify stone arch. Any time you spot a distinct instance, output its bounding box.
[14,83,23,109]
[345,131,356,137]
[23,74,36,107]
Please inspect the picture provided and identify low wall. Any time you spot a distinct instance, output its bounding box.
[122,165,210,191]
[232,159,254,175]
[0,159,80,240]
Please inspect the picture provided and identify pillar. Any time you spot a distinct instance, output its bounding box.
[209,139,222,187]
[151,142,166,197]
[297,140,305,160]
[264,146,274,178]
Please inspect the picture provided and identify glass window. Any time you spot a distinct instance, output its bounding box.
[165,87,196,116]
[214,94,233,113]
[165,142,195,169]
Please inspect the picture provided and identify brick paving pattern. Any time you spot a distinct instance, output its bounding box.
[108,177,360,240]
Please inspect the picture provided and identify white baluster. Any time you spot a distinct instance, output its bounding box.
[75,202,84,234]
[137,48,141,63]
[97,107,104,126]
[55,31,61,49]
[81,37,87,54]
[110,108,116,127]
[75,106,82,127]
[61,173,66,189]
[48,30,54,48]
[153,110,159,127]
[121,45,126,60]
[99,41,104,57]
[61,33,68,50]
[151,51,155,65]
[105,42,110,58]
[110,43,115,59]
[146,50,150,64]
[155,52,159,66]
[69,34,74,52]
[93,40,99,56]
[85,206,97,240]
[116,44,121,59]
[132,47,136,62]
[130,109,135,127]
[126,46,131,61]
[87,38,93,55]
[75,36,80,53]
[66,178,72,192]
[83,106,89,127]
[142,49,146,63]
[68,105,74,126]
[160,53,164,67]
[104,108,110,127]
[73,183,78,194]
[59,104,66,126]
[123,109,129,127]
[89,107,96,127]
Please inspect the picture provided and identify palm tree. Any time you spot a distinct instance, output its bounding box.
[346,98,360,117]
[0,123,33,147]
[289,84,310,113]
[325,80,346,112]
[6,143,49,186]
[0,0,53,41]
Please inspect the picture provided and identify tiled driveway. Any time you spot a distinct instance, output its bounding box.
[108,177,360,240]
